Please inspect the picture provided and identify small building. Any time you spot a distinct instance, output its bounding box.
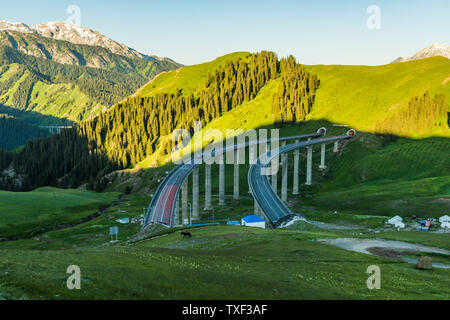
[441,221,450,229]
[241,215,266,229]
[387,216,402,225]
[394,221,405,229]
[115,218,130,224]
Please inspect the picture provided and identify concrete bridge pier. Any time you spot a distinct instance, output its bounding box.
[248,144,257,194]
[233,152,239,200]
[192,167,199,220]
[306,138,313,186]
[174,194,180,226]
[293,140,300,195]
[333,141,339,153]
[319,143,327,170]
[271,143,278,193]
[204,164,212,210]
[254,198,259,214]
[281,141,288,203]
[182,180,189,225]
[219,159,225,206]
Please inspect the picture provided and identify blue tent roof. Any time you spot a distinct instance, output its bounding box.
[242,215,265,223]
[227,221,241,225]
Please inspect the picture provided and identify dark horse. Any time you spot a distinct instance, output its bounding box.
[181,231,192,238]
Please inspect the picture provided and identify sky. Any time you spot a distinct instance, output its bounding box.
[1,0,449,66]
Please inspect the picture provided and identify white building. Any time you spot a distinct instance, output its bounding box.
[241,215,266,229]
[387,216,402,225]
[395,221,405,229]
[441,221,450,229]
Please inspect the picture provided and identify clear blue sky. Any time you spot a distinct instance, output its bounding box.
[1,0,449,66]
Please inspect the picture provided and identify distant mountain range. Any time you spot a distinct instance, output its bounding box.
[0,21,182,126]
[391,43,450,63]
[0,21,175,63]
[0,21,181,70]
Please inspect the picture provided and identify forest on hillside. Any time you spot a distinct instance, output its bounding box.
[0,114,49,150]
[0,47,143,113]
[0,45,181,124]
[1,52,320,191]
[273,57,319,123]
[375,92,449,136]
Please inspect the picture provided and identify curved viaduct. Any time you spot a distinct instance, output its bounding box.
[143,129,355,230]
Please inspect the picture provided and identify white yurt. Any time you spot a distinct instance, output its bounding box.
[439,215,450,223]
[441,221,450,229]
[395,221,405,229]
[387,216,402,225]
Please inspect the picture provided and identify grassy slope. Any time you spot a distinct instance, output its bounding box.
[0,225,448,300]
[0,69,29,106]
[0,187,119,238]
[138,52,250,98]
[0,64,102,124]
[304,57,450,137]
[297,131,450,217]
[28,80,101,122]
[0,63,19,82]
[133,54,450,170]
[129,55,450,222]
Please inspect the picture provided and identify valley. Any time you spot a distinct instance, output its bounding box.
[0,16,448,302]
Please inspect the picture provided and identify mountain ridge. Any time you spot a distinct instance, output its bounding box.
[0,44,180,125]
[0,21,177,64]
[0,23,182,126]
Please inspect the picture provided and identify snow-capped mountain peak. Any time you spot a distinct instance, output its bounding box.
[0,21,34,33]
[0,20,146,60]
[392,43,450,63]
[409,43,450,60]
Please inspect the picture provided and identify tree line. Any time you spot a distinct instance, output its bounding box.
[375,92,449,136]
[272,56,319,123]
[0,114,49,150]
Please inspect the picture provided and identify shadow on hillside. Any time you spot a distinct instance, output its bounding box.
[110,119,449,195]
[0,103,73,126]
[1,127,120,192]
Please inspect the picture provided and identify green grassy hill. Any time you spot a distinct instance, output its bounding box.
[135,54,450,141]
[136,57,449,169]
[0,187,119,239]
[0,53,449,300]
[295,130,450,218]
[137,54,450,168]
[304,57,450,137]
[0,223,448,299]
[137,52,250,98]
